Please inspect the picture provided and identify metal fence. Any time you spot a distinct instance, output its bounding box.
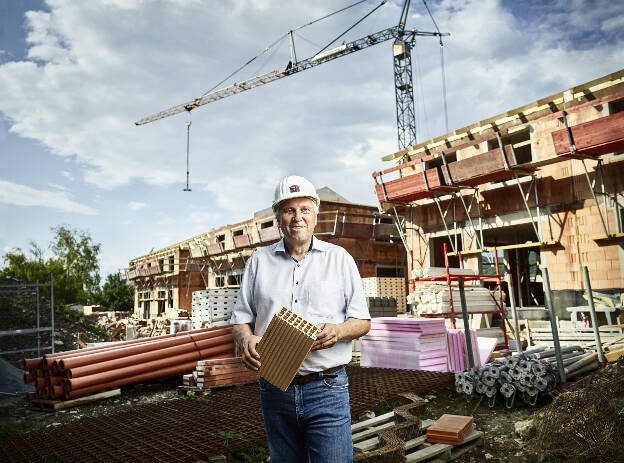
[0,274,55,358]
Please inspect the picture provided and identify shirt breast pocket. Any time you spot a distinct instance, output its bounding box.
[305,281,346,324]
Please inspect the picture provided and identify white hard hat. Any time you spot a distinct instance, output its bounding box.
[272,175,320,214]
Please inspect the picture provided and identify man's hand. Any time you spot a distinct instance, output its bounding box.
[311,323,341,351]
[241,335,262,371]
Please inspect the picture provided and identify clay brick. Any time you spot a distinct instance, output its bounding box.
[257,307,320,391]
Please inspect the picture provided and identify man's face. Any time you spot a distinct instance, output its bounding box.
[277,197,317,245]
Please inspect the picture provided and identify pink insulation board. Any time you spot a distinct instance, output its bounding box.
[447,329,494,372]
[360,318,448,372]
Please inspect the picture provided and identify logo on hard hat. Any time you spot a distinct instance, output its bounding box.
[289,185,300,193]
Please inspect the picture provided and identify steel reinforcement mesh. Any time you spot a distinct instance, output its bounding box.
[1,366,453,462]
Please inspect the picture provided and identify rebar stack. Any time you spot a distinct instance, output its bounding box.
[22,325,235,401]
[454,345,601,407]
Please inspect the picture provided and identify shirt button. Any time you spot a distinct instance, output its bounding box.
[295,299,298,303]
[296,281,299,285]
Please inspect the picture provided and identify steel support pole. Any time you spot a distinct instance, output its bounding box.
[36,281,40,357]
[50,273,55,354]
[582,266,605,363]
[542,267,566,382]
[458,276,475,369]
[506,268,522,354]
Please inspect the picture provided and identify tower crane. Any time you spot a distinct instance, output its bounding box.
[135,0,448,147]
[135,0,448,186]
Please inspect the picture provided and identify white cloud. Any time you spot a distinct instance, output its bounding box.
[128,201,146,210]
[60,170,73,180]
[0,0,622,217]
[0,180,97,215]
[48,182,69,191]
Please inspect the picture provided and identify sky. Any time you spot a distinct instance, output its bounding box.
[1,0,623,279]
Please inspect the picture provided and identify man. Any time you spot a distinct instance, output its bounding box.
[231,175,371,463]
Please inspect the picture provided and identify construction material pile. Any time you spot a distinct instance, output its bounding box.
[407,283,502,315]
[361,318,448,372]
[362,277,407,313]
[191,289,238,329]
[454,344,600,407]
[411,267,475,279]
[182,357,257,388]
[366,296,398,318]
[447,329,498,372]
[22,325,235,401]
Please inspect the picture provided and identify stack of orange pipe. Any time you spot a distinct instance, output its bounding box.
[22,325,235,400]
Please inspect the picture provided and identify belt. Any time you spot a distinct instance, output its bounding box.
[291,366,344,385]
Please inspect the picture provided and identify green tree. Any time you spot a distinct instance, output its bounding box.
[97,272,134,311]
[0,225,101,305]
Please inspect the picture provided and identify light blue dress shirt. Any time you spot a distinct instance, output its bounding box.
[230,236,370,374]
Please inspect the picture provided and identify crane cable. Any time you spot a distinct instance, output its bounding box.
[422,0,449,133]
[201,0,369,97]
[184,110,192,191]
[313,1,387,58]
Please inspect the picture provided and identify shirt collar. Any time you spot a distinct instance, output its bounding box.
[273,235,328,254]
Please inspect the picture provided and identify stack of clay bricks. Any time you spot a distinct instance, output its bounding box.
[257,307,320,391]
[366,297,398,318]
[183,357,257,388]
[191,289,239,329]
[426,414,474,445]
[362,277,406,313]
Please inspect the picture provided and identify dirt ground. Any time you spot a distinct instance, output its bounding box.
[1,377,544,462]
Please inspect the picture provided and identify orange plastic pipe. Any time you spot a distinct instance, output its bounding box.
[67,342,235,390]
[59,328,232,370]
[65,351,235,399]
[26,325,230,369]
[66,334,234,378]
[45,326,232,368]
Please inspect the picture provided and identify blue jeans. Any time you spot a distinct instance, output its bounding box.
[259,367,352,462]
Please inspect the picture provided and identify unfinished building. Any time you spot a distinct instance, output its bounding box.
[126,187,406,316]
[374,69,624,319]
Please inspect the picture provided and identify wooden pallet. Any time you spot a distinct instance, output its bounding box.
[352,412,483,462]
[30,389,121,411]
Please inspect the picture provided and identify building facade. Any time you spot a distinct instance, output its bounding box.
[127,189,407,317]
[375,69,624,317]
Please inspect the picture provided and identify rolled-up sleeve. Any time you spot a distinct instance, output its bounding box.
[343,251,370,320]
[230,253,258,326]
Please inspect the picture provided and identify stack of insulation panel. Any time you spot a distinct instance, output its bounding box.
[257,307,320,391]
[360,318,448,372]
[426,414,474,445]
[182,358,257,388]
[446,329,497,371]
[408,284,501,315]
[411,267,475,279]
[362,277,407,313]
[191,289,239,329]
[22,325,235,400]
